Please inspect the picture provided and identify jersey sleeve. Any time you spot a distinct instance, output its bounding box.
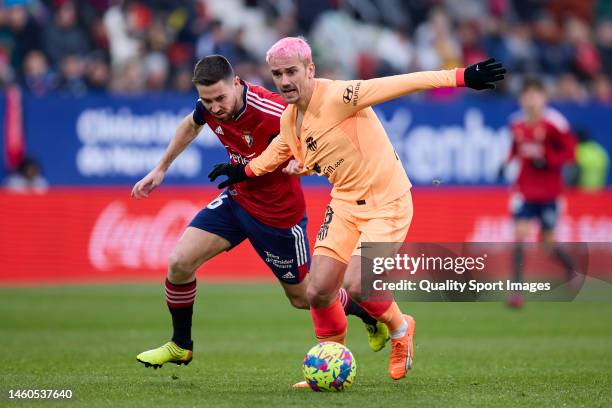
[192,99,207,126]
[328,69,459,119]
[546,127,577,167]
[507,124,518,162]
[544,109,576,167]
[246,131,293,176]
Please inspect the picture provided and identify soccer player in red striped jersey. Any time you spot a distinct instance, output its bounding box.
[130,55,387,369]
[502,77,578,308]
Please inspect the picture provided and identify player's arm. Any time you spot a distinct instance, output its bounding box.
[546,129,577,168]
[498,128,518,180]
[247,132,294,176]
[334,59,505,116]
[131,113,202,199]
[208,131,294,189]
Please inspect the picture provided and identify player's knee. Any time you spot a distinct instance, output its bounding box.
[287,293,309,310]
[168,251,198,282]
[306,284,335,308]
[345,282,364,304]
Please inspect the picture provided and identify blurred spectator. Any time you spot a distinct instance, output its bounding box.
[483,16,512,67]
[0,49,15,87]
[22,50,56,95]
[574,129,610,191]
[89,17,110,51]
[0,0,608,100]
[144,52,169,91]
[596,20,612,78]
[110,58,145,94]
[4,157,49,194]
[565,17,601,80]
[295,0,332,32]
[555,73,589,103]
[533,13,573,76]
[84,52,111,92]
[512,0,547,22]
[2,4,42,69]
[443,0,488,23]
[172,65,194,93]
[57,54,87,96]
[103,1,141,68]
[195,19,250,64]
[592,73,612,103]
[549,0,594,24]
[505,22,539,74]
[414,8,461,71]
[458,21,487,66]
[43,1,89,65]
[234,59,265,85]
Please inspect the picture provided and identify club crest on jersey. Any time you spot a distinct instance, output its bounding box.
[306,136,317,152]
[243,131,253,147]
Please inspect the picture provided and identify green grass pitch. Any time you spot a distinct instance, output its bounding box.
[1,283,611,407]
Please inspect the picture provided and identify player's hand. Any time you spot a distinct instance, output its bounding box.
[208,163,248,189]
[531,158,547,170]
[131,167,165,199]
[463,58,506,90]
[282,159,304,176]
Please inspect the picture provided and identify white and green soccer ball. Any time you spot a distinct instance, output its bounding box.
[302,342,356,391]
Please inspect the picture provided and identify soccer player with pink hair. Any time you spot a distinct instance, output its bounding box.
[209,37,505,383]
[133,54,389,372]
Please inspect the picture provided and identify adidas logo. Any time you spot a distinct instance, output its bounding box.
[281,271,295,279]
[215,126,224,135]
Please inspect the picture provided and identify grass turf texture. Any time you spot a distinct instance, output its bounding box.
[1,284,611,408]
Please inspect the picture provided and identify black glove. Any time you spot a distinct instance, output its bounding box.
[531,158,547,170]
[464,58,506,90]
[208,163,248,189]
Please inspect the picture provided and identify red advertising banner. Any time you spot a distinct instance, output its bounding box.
[1,187,611,285]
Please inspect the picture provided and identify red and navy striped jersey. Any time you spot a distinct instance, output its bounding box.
[192,80,306,229]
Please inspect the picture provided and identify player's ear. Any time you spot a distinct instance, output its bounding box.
[307,63,315,79]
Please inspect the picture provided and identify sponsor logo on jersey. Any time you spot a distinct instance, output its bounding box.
[322,158,345,178]
[343,85,353,104]
[227,150,256,165]
[351,82,361,106]
[243,131,253,147]
[215,126,224,135]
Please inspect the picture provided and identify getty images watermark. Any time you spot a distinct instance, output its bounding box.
[360,242,612,302]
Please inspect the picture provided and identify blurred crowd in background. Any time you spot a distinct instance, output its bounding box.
[1,0,612,101]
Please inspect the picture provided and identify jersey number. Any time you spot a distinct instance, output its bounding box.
[207,194,228,209]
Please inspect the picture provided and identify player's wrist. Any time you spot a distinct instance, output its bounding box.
[455,68,466,87]
[245,164,255,178]
[155,161,171,172]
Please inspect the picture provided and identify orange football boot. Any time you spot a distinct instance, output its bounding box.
[388,315,415,380]
[292,381,309,389]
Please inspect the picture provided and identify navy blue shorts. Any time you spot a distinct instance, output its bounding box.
[511,195,559,231]
[189,192,310,284]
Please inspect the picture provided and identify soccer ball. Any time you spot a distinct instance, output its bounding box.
[302,342,356,391]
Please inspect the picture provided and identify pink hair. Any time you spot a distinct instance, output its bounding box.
[265,37,312,65]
